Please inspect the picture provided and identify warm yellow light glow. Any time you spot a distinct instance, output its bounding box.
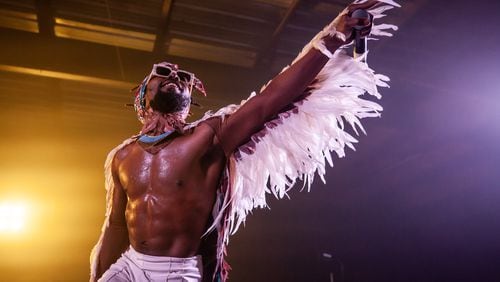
[0,201,28,233]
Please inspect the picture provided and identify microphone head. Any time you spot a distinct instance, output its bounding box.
[351,9,371,31]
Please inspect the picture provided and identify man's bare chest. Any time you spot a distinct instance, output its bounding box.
[118,142,196,192]
[115,134,224,201]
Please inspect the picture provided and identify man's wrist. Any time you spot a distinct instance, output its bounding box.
[323,35,345,52]
[312,34,345,59]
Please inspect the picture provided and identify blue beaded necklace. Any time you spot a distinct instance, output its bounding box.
[138,130,174,144]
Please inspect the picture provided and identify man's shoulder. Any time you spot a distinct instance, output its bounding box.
[198,115,224,129]
[109,136,139,162]
[196,115,235,145]
[189,115,224,127]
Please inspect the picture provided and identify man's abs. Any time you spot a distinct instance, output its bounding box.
[125,190,215,257]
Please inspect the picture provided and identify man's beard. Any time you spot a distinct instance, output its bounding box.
[149,84,191,114]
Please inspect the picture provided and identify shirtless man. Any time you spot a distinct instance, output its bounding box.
[91,1,383,281]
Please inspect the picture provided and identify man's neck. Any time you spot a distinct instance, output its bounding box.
[140,111,186,135]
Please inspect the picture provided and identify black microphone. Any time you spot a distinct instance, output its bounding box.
[351,9,372,60]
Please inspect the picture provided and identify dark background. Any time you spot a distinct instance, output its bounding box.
[1,0,499,281]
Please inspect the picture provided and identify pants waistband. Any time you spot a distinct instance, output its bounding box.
[124,246,202,273]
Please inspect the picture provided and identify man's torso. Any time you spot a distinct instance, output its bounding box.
[114,121,226,257]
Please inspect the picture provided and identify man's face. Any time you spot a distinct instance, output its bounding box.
[145,63,192,119]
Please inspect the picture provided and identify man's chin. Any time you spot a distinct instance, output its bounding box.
[150,91,191,114]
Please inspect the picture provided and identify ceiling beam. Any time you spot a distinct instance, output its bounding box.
[0,28,269,99]
[0,64,136,89]
[153,0,174,56]
[35,0,55,37]
[256,0,300,66]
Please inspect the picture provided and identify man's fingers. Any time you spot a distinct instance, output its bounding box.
[360,29,371,37]
[348,0,380,13]
[346,16,370,27]
[348,22,371,37]
[346,17,359,27]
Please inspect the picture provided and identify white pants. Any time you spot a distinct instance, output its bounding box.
[99,246,203,282]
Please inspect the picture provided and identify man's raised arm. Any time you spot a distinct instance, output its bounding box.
[90,157,129,282]
[217,1,379,155]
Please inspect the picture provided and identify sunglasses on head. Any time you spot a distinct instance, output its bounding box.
[147,64,195,85]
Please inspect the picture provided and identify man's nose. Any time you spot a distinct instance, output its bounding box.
[169,71,179,80]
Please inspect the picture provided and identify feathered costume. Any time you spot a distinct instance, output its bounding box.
[90,1,400,281]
